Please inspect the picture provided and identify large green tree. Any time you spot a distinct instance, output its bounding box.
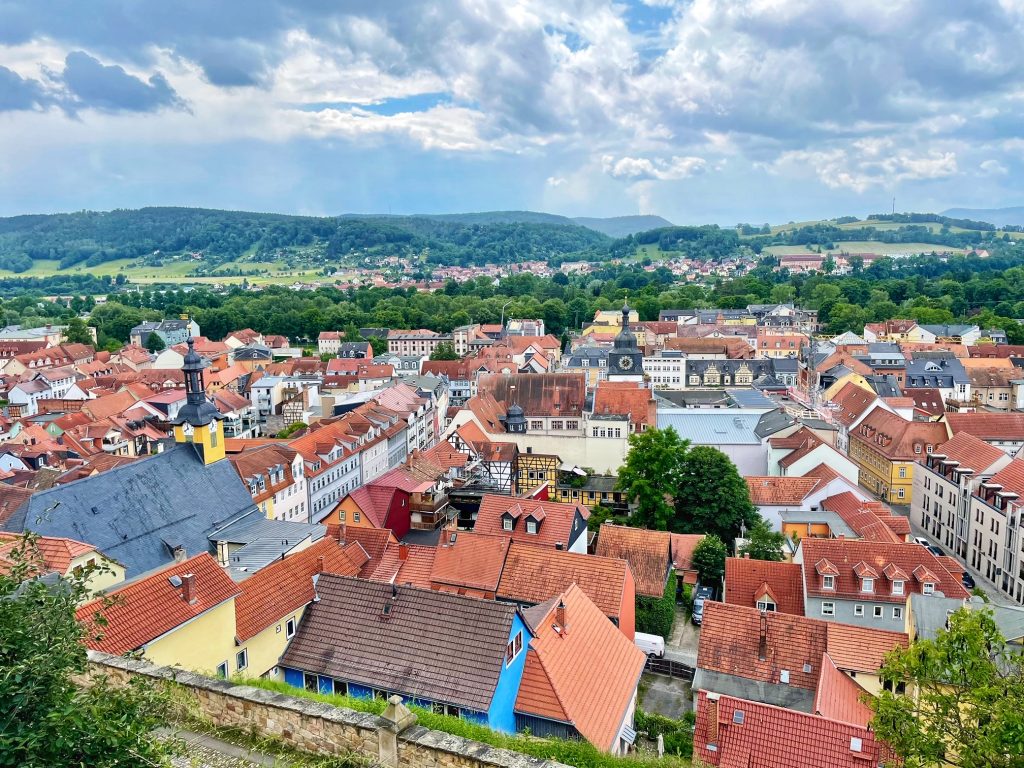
[739,519,787,561]
[0,533,173,767]
[63,316,94,345]
[870,608,1024,768]
[616,427,689,529]
[672,446,759,542]
[429,341,459,361]
[691,535,727,586]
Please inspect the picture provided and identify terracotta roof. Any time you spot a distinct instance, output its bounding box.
[344,485,400,528]
[594,524,671,598]
[800,538,969,603]
[814,652,873,727]
[328,524,392,578]
[77,553,240,655]
[592,382,657,431]
[475,494,589,551]
[724,558,805,616]
[932,431,1006,473]
[697,602,826,692]
[946,412,1024,441]
[477,373,586,418]
[967,367,1017,389]
[829,382,878,428]
[431,531,511,592]
[497,541,633,623]
[983,458,1024,497]
[369,543,437,588]
[820,492,902,543]
[802,463,844,485]
[694,690,890,768]
[279,575,517,713]
[852,408,949,460]
[670,533,705,573]
[745,476,821,506]
[514,584,646,751]
[0,532,99,576]
[0,485,34,526]
[235,537,368,642]
[824,622,909,674]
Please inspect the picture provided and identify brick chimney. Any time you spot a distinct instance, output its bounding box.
[706,692,720,745]
[339,522,347,543]
[317,555,325,573]
[555,599,566,630]
[181,573,196,605]
[398,543,409,561]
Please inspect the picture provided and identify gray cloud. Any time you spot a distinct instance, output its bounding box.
[0,65,51,111]
[59,51,185,112]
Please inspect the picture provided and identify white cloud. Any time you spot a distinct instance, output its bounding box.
[601,154,706,181]
[980,158,1009,175]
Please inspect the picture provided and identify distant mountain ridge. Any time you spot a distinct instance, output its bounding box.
[941,206,1024,227]
[362,210,674,236]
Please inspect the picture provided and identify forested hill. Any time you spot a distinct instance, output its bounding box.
[0,207,612,273]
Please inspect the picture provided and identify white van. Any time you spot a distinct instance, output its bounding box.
[634,632,665,658]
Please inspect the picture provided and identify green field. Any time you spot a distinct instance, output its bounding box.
[765,241,968,257]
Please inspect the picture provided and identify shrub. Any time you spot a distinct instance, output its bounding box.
[636,571,677,638]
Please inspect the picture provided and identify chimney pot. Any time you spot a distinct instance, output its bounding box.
[181,573,196,604]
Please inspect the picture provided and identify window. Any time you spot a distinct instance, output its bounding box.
[861,577,874,593]
[551,420,563,430]
[892,606,903,620]
[755,598,776,612]
[286,618,296,639]
[506,630,524,665]
[897,488,906,499]
[530,420,543,430]
[923,582,935,595]
[899,466,907,478]
[526,520,537,535]
[236,649,248,671]
[304,673,318,692]
[503,517,513,531]
[854,604,864,617]
[216,662,228,679]
[332,679,348,695]
[566,420,579,430]
[822,575,835,590]
[353,511,361,523]
[821,602,835,616]
[873,606,883,618]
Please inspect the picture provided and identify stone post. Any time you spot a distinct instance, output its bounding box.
[379,695,417,767]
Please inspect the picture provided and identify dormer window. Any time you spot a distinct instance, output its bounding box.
[526,520,538,535]
[861,577,874,593]
[503,517,513,531]
[756,597,776,612]
[923,582,935,595]
[822,575,835,590]
[892,580,905,595]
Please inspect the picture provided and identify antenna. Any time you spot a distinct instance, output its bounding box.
[892,196,896,215]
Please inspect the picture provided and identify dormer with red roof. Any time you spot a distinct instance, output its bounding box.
[476,494,589,554]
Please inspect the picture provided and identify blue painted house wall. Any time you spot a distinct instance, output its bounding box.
[486,613,530,733]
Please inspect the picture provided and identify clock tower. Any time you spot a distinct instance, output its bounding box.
[608,301,643,382]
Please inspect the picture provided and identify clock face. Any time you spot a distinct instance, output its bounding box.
[618,355,634,370]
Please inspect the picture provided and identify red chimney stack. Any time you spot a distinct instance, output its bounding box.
[398,543,409,561]
[555,599,566,630]
[181,573,196,605]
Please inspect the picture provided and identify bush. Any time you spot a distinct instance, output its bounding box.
[636,571,677,638]
[634,709,694,758]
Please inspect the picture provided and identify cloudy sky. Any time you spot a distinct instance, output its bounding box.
[1,0,1023,224]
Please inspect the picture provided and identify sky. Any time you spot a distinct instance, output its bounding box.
[1,0,1023,224]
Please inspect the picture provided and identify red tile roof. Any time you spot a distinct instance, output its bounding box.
[725,558,805,616]
[0,533,100,576]
[345,485,400,528]
[497,541,634,625]
[475,494,589,551]
[813,653,873,727]
[801,462,844,485]
[852,408,949,460]
[946,412,1024,441]
[670,533,705,573]
[820,492,903,543]
[477,373,586,418]
[932,431,1006,473]
[982,457,1024,497]
[694,690,889,768]
[77,553,240,655]
[515,584,646,751]
[431,531,511,592]
[235,537,368,641]
[800,538,969,603]
[328,525,392,577]
[824,622,909,674]
[592,382,657,431]
[745,476,821,506]
[594,524,671,598]
[829,382,878,428]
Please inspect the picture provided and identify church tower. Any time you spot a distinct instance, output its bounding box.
[608,302,643,382]
[172,337,225,465]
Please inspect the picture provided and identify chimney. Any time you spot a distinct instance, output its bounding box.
[173,545,187,563]
[743,552,750,559]
[706,692,720,746]
[339,523,347,543]
[555,542,563,551]
[316,555,325,573]
[555,599,566,630]
[398,543,409,561]
[216,540,228,567]
[181,573,196,604]
[758,614,768,662]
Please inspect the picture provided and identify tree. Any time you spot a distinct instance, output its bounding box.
[870,608,1024,768]
[691,535,727,587]
[616,427,689,530]
[63,316,93,345]
[672,446,759,542]
[145,332,166,352]
[0,532,173,766]
[429,341,459,361]
[740,519,786,561]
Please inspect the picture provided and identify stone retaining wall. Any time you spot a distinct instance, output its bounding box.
[86,652,568,768]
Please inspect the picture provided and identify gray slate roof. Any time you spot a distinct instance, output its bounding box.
[280,575,517,712]
[657,411,763,445]
[754,408,798,439]
[5,446,259,577]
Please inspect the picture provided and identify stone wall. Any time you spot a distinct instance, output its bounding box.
[85,652,568,768]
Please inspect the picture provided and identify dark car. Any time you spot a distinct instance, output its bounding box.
[961,572,976,590]
[692,585,714,626]
[927,545,944,557]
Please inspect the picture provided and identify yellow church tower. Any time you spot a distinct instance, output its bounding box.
[172,337,225,465]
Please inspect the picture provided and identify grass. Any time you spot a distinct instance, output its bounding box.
[234,677,691,768]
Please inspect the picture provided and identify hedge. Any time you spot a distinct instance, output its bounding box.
[636,571,677,638]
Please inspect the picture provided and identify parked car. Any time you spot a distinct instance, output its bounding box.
[634,632,665,659]
[692,585,714,626]
[928,545,944,557]
[962,572,976,590]
[914,536,930,547]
